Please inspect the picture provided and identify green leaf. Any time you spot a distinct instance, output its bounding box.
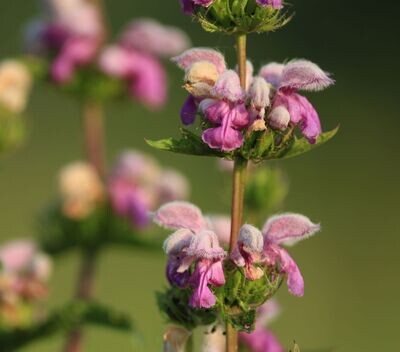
[276,126,339,160]
[146,128,226,158]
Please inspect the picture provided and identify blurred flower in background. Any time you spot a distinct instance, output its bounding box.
[58,161,105,220]
[0,60,32,114]
[99,18,190,109]
[0,240,52,329]
[109,150,190,228]
[24,2,190,108]
[0,59,32,155]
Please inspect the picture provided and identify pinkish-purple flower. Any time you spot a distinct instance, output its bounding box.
[155,202,227,308]
[263,59,334,143]
[262,213,321,296]
[109,151,189,228]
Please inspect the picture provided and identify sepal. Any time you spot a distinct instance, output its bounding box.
[195,0,291,35]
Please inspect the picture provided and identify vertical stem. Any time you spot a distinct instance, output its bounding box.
[226,33,248,352]
[64,2,107,352]
[64,101,105,352]
[82,101,106,178]
[64,250,98,352]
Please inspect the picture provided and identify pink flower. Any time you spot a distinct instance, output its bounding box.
[262,213,321,296]
[261,60,334,143]
[173,48,273,151]
[99,19,189,109]
[231,225,264,280]
[0,241,36,273]
[109,151,189,228]
[154,202,226,308]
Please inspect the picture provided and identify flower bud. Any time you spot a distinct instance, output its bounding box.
[269,106,290,130]
[0,60,32,114]
[58,162,104,219]
[184,61,219,97]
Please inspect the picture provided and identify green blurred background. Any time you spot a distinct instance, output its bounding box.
[0,0,399,351]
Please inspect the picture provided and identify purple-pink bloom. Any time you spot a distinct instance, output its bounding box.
[200,70,250,151]
[109,151,189,228]
[231,224,264,280]
[263,59,334,143]
[262,213,321,296]
[155,202,227,308]
[100,19,189,109]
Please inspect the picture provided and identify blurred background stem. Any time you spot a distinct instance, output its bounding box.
[64,101,105,352]
[226,33,248,352]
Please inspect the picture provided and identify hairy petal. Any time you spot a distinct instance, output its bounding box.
[274,92,322,143]
[172,48,226,74]
[185,230,226,260]
[248,76,271,116]
[259,62,285,88]
[154,201,207,232]
[163,228,194,256]
[212,70,244,102]
[279,59,334,92]
[263,213,320,246]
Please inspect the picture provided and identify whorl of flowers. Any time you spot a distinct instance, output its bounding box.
[25,1,190,108]
[0,240,52,329]
[154,201,320,315]
[174,48,334,152]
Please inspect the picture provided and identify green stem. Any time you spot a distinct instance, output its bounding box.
[64,100,105,352]
[226,33,248,352]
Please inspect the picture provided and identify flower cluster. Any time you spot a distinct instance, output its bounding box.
[27,0,104,83]
[173,48,334,152]
[57,151,189,227]
[154,201,320,313]
[0,240,52,329]
[109,150,190,228]
[26,1,190,108]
